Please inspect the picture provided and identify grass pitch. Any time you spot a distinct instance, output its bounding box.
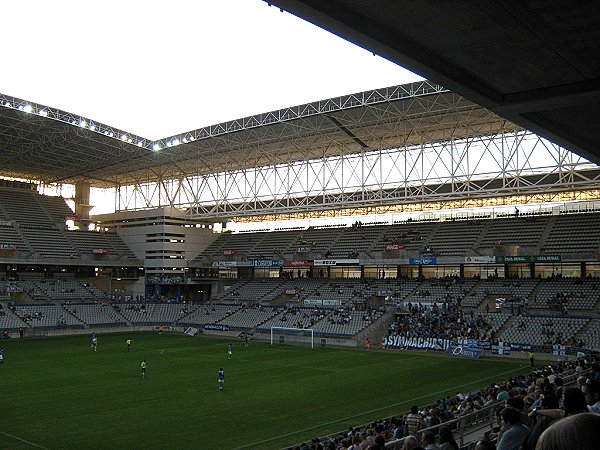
[0,332,528,450]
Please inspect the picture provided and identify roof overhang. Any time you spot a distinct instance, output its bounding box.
[0,81,513,189]
[266,0,600,165]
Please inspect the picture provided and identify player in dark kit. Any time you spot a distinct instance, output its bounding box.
[218,368,224,390]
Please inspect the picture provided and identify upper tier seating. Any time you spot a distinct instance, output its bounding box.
[0,187,139,263]
[194,210,600,262]
[543,213,600,255]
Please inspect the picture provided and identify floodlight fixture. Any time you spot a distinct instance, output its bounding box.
[3,101,10,108]
[89,124,96,131]
[136,141,143,147]
[152,143,161,151]
[39,110,48,117]
[79,119,87,128]
[172,138,180,146]
[22,104,33,113]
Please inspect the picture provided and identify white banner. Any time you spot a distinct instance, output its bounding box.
[313,259,360,266]
[383,335,450,350]
[184,327,199,336]
[303,299,322,305]
[553,344,566,356]
[211,261,237,267]
[322,299,341,306]
[464,256,496,263]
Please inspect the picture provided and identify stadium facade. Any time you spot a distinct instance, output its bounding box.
[1,80,600,354]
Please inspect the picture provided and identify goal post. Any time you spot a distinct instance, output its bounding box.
[270,327,315,349]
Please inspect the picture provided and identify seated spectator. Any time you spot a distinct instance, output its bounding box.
[536,412,600,450]
[427,408,441,428]
[392,417,404,439]
[421,431,439,450]
[526,392,559,450]
[348,435,362,450]
[474,440,495,450]
[533,387,588,421]
[506,396,529,427]
[438,426,458,450]
[563,387,588,416]
[496,385,510,402]
[582,379,600,413]
[497,407,530,450]
[592,362,600,382]
[402,435,423,450]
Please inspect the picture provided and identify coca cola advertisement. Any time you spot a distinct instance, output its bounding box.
[384,243,404,251]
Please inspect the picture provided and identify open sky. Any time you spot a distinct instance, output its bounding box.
[1,0,424,141]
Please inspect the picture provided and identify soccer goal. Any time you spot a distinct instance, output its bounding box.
[270,327,315,349]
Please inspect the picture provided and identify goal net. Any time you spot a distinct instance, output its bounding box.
[270,327,315,349]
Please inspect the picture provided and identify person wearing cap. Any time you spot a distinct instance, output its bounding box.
[497,385,510,402]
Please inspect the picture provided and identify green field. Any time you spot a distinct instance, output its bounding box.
[0,332,529,450]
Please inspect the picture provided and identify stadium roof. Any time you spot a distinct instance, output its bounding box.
[268,0,600,166]
[0,81,512,189]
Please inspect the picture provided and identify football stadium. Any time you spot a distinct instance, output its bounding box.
[2,2,600,450]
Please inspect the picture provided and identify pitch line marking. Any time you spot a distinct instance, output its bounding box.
[0,431,48,449]
[231,365,527,450]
